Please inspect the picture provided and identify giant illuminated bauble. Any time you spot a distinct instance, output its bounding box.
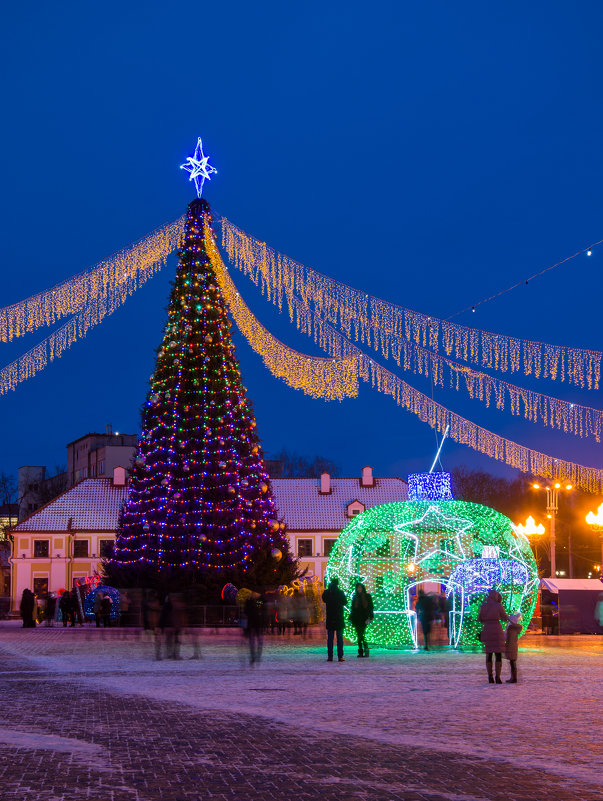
[325,500,538,650]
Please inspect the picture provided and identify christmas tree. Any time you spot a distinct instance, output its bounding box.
[107,197,296,596]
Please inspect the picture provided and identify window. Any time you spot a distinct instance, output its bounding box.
[99,539,114,558]
[98,461,105,475]
[323,539,336,557]
[297,539,313,557]
[82,467,88,478]
[352,509,360,515]
[33,577,48,596]
[33,540,49,558]
[73,540,89,558]
[90,464,97,477]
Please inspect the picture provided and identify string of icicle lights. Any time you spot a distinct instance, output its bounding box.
[0,217,185,343]
[209,253,603,492]
[0,218,185,395]
[204,227,359,401]
[220,217,601,390]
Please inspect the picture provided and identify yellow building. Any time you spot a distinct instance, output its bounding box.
[10,468,128,610]
[9,464,408,608]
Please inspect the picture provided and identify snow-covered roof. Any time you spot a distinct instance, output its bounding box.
[10,475,409,534]
[271,477,408,531]
[540,578,603,593]
[11,479,128,532]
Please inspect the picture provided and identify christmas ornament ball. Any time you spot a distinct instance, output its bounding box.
[271,548,282,561]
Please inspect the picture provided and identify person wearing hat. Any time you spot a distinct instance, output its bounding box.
[321,577,347,662]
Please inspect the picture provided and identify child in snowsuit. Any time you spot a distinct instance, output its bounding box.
[505,613,522,683]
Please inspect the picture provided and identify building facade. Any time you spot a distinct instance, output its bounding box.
[9,465,408,608]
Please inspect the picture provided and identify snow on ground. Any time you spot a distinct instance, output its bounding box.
[1,624,601,789]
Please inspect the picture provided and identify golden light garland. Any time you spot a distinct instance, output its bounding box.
[213,257,602,492]
[220,216,601,390]
[0,217,185,343]
[204,226,358,401]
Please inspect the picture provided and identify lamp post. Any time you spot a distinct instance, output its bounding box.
[586,503,603,576]
[532,482,573,578]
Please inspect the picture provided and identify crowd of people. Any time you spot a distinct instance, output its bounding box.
[18,581,523,682]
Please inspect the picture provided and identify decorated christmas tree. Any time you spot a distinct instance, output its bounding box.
[107,152,296,596]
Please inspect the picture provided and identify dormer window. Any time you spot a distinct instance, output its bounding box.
[347,500,365,518]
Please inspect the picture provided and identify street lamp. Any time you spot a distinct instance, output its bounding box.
[585,503,603,576]
[532,482,573,578]
[515,515,545,538]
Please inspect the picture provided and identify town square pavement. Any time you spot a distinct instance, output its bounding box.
[0,624,601,801]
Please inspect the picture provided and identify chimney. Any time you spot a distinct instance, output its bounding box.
[112,466,127,486]
[106,423,113,436]
[360,466,374,487]
[319,472,331,494]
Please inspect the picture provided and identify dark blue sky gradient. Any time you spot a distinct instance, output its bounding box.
[0,1,601,483]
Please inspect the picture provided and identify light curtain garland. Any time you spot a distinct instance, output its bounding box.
[215,254,603,491]
[204,227,358,401]
[0,217,185,343]
[0,219,186,396]
[220,217,601,390]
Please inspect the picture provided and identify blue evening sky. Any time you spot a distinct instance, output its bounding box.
[0,1,601,483]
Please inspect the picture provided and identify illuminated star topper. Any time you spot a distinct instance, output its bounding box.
[180,137,217,198]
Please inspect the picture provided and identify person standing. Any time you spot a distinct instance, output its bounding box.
[350,583,374,658]
[94,592,103,628]
[478,589,510,684]
[100,594,112,627]
[415,590,435,650]
[505,613,522,684]
[322,578,347,662]
[20,589,35,628]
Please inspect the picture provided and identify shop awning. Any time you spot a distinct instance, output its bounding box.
[540,578,603,593]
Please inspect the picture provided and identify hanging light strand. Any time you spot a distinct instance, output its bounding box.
[219,216,601,390]
[205,227,359,401]
[0,217,185,343]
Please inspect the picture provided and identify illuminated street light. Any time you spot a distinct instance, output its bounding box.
[585,503,603,576]
[516,516,545,538]
[532,482,573,578]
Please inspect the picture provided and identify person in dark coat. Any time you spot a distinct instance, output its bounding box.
[244,593,264,665]
[322,578,347,662]
[20,589,35,628]
[350,583,374,658]
[415,590,435,650]
[478,588,510,683]
[100,594,112,627]
[59,591,72,627]
[505,613,522,684]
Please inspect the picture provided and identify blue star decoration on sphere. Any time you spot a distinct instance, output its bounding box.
[180,138,217,198]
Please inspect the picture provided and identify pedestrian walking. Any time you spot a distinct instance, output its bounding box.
[505,613,522,684]
[244,592,264,665]
[59,590,72,627]
[478,588,510,684]
[322,577,346,662]
[415,590,435,650]
[94,591,103,627]
[350,583,374,658]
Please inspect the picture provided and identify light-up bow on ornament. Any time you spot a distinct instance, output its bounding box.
[180,137,217,198]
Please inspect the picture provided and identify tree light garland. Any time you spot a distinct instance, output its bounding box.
[0,217,184,343]
[220,216,601,390]
[204,227,359,401]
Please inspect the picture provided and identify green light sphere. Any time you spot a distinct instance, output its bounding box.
[325,500,538,649]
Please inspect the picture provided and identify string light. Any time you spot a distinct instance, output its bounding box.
[0,218,184,343]
[220,216,601,390]
[204,227,359,401]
